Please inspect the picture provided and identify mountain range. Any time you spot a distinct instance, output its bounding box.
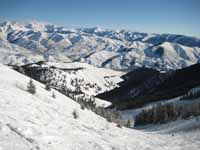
[0,20,200,71]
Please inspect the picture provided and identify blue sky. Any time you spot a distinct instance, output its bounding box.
[0,0,200,36]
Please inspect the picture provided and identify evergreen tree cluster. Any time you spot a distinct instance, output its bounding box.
[59,85,128,127]
[134,101,200,126]
[180,90,200,100]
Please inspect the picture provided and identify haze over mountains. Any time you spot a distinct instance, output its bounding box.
[0,20,200,71]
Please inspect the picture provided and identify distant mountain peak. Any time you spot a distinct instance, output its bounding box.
[0,20,200,71]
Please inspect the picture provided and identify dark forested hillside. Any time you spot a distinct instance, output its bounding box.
[97,63,200,110]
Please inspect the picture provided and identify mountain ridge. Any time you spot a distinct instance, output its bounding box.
[0,20,200,71]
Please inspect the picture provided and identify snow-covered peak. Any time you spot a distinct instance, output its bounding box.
[0,20,28,33]
[0,20,200,71]
[24,21,49,31]
[79,26,103,34]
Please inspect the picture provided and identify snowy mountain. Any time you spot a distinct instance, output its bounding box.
[0,63,200,150]
[0,20,200,71]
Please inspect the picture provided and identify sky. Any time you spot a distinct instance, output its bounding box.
[0,0,200,37]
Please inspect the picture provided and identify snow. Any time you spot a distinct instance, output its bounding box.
[1,20,200,71]
[82,50,118,67]
[20,61,122,107]
[0,64,200,149]
[189,86,200,94]
[41,62,124,96]
[119,97,180,122]
[94,97,112,107]
[120,96,194,124]
[0,47,45,65]
[141,116,200,133]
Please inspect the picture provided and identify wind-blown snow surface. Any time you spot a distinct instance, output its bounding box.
[0,64,200,150]
[1,21,200,71]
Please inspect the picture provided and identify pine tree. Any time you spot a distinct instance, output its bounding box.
[126,119,131,128]
[52,92,56,99]
[45,83,51,91]
[27,79,36,94]
[72,109,79,119]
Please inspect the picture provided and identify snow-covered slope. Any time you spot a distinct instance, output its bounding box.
[1,20,200,71]
[46,62,123,95]
[15,61,124,96]
[144,42,200,70]
[0,64,200,150]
